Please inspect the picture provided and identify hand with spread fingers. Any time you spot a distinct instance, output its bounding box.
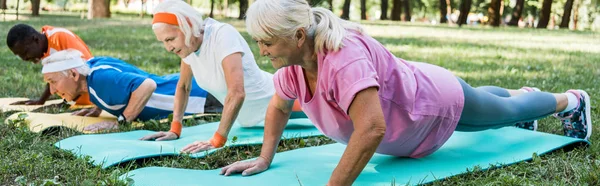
[10,99,45,105]
[72,107,102,117]
[220,156,270,176]
[180,140,215,153]
[83,121,118,132]
[139,131,179,141]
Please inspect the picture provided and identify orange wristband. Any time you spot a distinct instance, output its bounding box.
[209,132,227,148]
[169,120,182,138]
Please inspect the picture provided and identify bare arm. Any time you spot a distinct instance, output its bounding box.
[11,84,52,105]
[215,52,246,139]
[328,87,386,186]
[172,61,194,124]
[140,61,192,141]
[121,79,157,121]
[37,84,52,103]
[221,94,294,176]
[257,95,295,164]
[84,78,156,132]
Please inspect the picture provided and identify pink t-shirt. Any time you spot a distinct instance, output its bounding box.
[273,31,465,158]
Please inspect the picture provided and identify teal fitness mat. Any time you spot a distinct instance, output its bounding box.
[55,118,322,168]
[121,127,588,186]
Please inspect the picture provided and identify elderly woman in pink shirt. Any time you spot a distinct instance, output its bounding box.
[220,0,592,185]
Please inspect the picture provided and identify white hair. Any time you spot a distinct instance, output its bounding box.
[246,0,363,54]
[41,50,90,76]
[152,0,204,47]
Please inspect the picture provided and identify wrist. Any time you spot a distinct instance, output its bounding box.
[117,114,127,125]
[258,155,272,164]
[209,132,227,148]
[168,120,182,138]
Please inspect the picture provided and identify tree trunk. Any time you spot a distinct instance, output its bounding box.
[439,0,448,23]
[361,0,367,20]
[391,0,402,20]
[487,0,501,26]
[537,0,552,28]
[559,0,574,28]
[1,0,7,9]
[238,0,248,20]
[507,0,524,26]
[140,0,145,18]
[328,0,333,11]
[88,0,111,19]
[341,0,351,20]
[381,0,389,20]
[31,0,40,16]
[16,0,20,20]
[572,0,579,29]
[209,0,215,17]
[457,0,472,26]
[403,0,411,21]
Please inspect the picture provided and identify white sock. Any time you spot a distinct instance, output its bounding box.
[560,92,579,113]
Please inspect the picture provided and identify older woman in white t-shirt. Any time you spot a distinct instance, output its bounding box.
[139,0,299,153]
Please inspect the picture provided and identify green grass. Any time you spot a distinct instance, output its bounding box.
[0,12,599,185]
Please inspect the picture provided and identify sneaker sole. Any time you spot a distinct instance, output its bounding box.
[577,89,592,141]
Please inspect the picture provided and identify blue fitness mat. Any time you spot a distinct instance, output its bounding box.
[121,127,588,186]
[55,118,322,168]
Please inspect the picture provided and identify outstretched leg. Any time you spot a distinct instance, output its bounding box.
[455,78,592,140]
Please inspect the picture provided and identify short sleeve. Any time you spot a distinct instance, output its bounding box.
[54,32,93,59]
[89,69,148,102]
[273,68,299,100]
[213,24,245,65]
[330,59,380,114]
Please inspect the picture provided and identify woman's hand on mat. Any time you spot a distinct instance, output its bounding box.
[220,156,270,176]
[180,141,214,153]
[72,107,102,117]
[10,99,45,105]
[139,131,178,141]
[83,121,118,132]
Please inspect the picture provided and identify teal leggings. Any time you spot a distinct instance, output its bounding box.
[455,78,557,131]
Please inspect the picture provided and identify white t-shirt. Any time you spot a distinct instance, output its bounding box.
[182,18,274,126]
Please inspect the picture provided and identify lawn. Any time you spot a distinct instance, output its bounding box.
[0,13,599,185]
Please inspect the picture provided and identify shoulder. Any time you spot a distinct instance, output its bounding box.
[212,23,241,39]
[45,27,76,38]
[320,33,370,70]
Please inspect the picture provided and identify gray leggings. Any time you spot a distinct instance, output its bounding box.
[456,78,557,131]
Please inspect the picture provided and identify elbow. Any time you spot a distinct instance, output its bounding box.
[178,81,192,93]
[369,123,386,140]
[362,119,386,141]
[147,80,157,92]
[229,88,246,102]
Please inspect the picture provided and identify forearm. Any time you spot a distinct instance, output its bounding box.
[259,98,293,164]
[329,127,384,186]
[38,84,52,102]
[216,90,245,137]
[122,79,156,122]
[172,79,192,122]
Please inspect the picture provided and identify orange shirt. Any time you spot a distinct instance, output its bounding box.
[41,25,93,105]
